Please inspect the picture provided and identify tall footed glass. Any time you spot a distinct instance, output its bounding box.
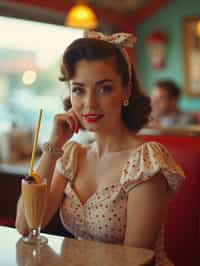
[21,177,48,245]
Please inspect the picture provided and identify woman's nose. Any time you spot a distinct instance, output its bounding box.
[85,93,97,108]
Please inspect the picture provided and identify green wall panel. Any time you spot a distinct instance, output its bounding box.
[136,0,200,111]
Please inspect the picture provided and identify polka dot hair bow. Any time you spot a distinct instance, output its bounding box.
[84,30,137,84]
[84,30,137,48]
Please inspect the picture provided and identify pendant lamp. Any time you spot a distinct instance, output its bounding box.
[65,0,98,29]
[196,21,200,37]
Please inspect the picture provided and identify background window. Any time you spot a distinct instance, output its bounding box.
[0,16,83,162]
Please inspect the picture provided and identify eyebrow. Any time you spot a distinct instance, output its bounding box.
[96,79,113,85]
[71,79,113,87]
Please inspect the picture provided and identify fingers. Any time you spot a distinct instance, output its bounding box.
[15,222,29,236]
[65,115,75,132]
[67,110,80,133]
[54,110,80,134]
[22,229,29,237]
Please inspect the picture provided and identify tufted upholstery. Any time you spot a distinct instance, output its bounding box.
[141,135,200,266]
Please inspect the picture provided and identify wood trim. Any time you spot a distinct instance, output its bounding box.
[129,0,170,24]
[9,0,132,31]
[10,0,170,31]
[183,17,191,97]
[8,0,74,12]
[0,0,65,24]
[183,16,200,97]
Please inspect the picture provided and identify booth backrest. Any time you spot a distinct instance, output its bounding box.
[141,135,200,266]
[0,172,21,226]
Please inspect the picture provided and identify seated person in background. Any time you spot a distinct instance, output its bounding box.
[150,80,197,128]
[16,31,184,266]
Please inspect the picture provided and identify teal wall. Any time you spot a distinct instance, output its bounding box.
[136,0,200,111]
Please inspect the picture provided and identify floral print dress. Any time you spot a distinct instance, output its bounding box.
[55,141,185,266]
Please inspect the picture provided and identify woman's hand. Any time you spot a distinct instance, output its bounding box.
[49,109,80,149]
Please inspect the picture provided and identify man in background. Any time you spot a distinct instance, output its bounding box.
[150,80,197,128]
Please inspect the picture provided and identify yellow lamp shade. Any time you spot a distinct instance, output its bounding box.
[196,21,200,37]
[65,4,98,29]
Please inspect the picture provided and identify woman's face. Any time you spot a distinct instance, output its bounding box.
[69,59,129,133]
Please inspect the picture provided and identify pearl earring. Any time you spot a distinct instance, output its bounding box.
[123,99,129,106]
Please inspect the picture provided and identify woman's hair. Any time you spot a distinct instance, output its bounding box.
[60,38,151,132]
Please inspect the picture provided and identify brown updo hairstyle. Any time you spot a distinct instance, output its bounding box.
[60,38,151,132]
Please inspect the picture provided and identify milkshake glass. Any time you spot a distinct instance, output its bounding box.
[21,177,48,245]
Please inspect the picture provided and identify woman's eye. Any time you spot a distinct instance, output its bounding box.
[98,86,112,94]
[71,87,83,95]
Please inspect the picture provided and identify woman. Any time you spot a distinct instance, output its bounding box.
[16,31,184,265]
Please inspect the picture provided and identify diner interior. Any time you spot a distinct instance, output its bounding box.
[0,1,200,266]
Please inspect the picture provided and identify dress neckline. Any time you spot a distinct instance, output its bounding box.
[89,140,145,157]
[68,182,121,206]
[67,141,153,206]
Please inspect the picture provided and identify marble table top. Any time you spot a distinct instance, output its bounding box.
[1,226,154,266]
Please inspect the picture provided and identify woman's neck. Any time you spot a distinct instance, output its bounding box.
[93,125,137,158]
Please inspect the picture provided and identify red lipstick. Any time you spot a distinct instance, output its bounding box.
[82,113,104,123]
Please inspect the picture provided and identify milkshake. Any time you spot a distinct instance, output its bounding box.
[21,174,48,245]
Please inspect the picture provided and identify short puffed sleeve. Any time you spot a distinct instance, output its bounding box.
[121,141,185,193]
[55,141,81,181]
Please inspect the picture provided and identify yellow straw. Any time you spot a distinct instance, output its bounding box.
[29,109,43,176]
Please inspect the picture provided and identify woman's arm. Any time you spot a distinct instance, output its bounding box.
[15,152,67,235]
[123,173,168,249]
[41,168,67,228]
[15,110,80,235]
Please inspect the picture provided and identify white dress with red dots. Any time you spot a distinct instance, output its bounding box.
[55,141,185,266]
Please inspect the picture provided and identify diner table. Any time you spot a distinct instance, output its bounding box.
[1,226,154,266]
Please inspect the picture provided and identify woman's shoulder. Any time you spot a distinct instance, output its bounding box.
[134,139,165,149]
[125,137,164,154]
[62,140,81,151]
[128,140,182,173]
[63,139,94,151]
[129,140,171,158]
[56,140,87,180]
[121,140,185,192]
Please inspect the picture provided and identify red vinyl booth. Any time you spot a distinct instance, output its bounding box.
[1,135,200,266]
[141,135,200,266]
